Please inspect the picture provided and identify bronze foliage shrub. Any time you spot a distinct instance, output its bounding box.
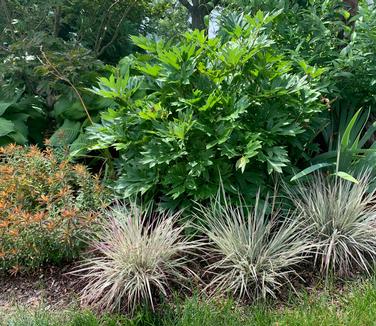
[0,144,108,274]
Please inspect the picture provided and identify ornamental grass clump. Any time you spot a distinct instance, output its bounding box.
[289,172,376,277]
[0,144,107,274]
[195,192,311,300]
[74,204,198,313]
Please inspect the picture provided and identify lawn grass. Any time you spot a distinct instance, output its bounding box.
[2,278,376,326]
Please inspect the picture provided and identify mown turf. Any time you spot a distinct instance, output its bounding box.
[3,278,376,326]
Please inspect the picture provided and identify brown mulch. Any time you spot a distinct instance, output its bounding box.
[0,265,80,313]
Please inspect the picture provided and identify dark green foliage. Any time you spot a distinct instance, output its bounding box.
[0,88,46,145]
[220,2,376,182]
[87,11,324,208]
[292,108,376,184]
[0,0,167,148]
[60,0,152,62]
[267,2,376,150]
[0,0,154,62]
[0,30,105,147]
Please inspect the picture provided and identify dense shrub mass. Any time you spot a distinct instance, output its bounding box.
[0,1,177,148]
[265,3,376,170]
[0,144,108,274]
[87,12,324,208]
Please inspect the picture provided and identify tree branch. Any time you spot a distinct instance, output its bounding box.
[199,0,220,10]
[0,44,10,53]
[94,0,120,55]
[0,0,15,39]
[96,1,135,57]
[97,4,133,57]
[39,49,93,124]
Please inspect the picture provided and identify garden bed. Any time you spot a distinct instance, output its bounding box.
[2,1,376,325]
[1,276,376,326]
[0,266,78,314]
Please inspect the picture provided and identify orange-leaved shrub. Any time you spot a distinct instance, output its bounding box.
[0,144,108,274]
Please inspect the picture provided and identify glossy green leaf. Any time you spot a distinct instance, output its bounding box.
[291,163,333,181]
[341,108,362,149]
[332,171,359,184]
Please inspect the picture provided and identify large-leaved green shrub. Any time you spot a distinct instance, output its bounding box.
[87,11,324,208]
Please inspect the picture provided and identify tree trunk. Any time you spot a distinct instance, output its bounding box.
[178,0,219,32]
[190,3,208,31]
[54,6,62,37]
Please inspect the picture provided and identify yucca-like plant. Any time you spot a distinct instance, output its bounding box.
[289,172,376,277]
[195,192,310,300]
[73,204,198,313]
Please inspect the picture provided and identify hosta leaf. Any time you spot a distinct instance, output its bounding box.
[0,101,14,116]
[8,131,28,144]
[8,114,29,138]
[0,118,15,137]
[49,120,81,147]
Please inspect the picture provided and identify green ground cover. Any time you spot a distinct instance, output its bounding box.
[2,277,376,326]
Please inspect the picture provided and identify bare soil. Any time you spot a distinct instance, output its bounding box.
[0,265,80,314]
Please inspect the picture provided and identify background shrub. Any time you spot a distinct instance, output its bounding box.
[0,144,108,274]
[267,2,376,172]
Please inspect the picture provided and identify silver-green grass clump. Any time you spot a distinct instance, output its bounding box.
[74,204,198,313]
[290,172,376,277]
[196,191,311,300]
